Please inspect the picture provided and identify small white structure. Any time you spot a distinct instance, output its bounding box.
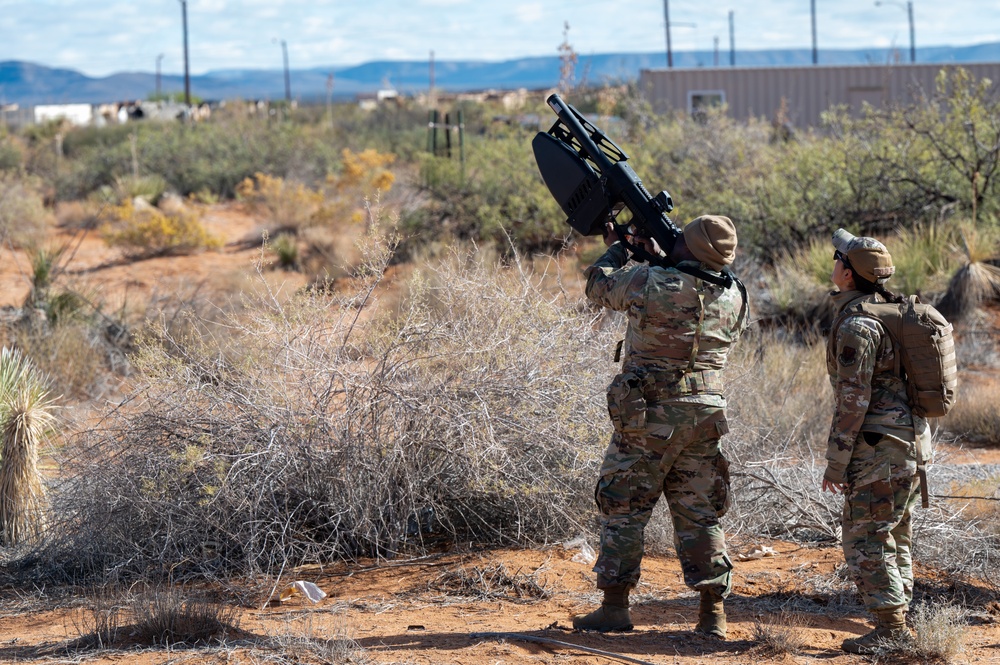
[33,103,93,126]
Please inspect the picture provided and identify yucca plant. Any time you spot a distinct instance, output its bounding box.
[0,347,56,546]
[937,220,1000,320]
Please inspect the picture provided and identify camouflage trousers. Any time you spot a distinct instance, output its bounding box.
[592,397,733,597]
[841,433,920,612]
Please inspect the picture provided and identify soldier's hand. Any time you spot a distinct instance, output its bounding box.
[603,222,619,247]
[822,478,845,494]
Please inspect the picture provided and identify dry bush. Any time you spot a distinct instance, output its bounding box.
[723,330,841,540]
[0,173,53,248]
[429,562,549,601]
[26,220,615,585]
[55,200,102,230]
[100,199,222,258]
[236,172,327,233]
[906,602,969,663]
[750,611,809,656]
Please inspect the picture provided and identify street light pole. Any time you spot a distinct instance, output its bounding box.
[875,0,916,63]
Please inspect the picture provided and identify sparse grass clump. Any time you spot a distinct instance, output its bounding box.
[750,611,809,657]
[908,602,969,663]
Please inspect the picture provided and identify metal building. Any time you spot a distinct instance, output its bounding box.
[639,62,1000,127]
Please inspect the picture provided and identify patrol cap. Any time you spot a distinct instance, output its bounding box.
[684,215,737,271]
[832,228,895,284]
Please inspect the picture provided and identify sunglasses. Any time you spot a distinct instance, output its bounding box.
[833,250,851,267]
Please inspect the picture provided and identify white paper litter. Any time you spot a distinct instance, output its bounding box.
[279,580,327,604]
[563,535,597,565]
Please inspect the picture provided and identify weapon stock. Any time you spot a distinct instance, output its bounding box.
[532,94,732,288]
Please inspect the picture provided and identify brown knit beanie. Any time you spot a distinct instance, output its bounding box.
[683,215,737,270]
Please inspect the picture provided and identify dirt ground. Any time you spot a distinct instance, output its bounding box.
[2,540,1000,664]
[2,204,1000,664]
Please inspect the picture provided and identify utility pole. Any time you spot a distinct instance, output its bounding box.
[729,11,736,66]
[277,39,291,102]
[179,0,191,107]
[811,0,818,64]
[713,36,719,67]
[907,1,916,63]
[663,0,673,68]
[875,1,916,63]
[156,53,164,98]
[429,49,435,106]
[326,72,334,130]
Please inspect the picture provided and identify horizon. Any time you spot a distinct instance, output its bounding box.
[1,0,998,78]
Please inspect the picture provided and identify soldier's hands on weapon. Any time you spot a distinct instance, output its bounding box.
[602,221,620,247]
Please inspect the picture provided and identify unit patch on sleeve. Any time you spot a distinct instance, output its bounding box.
[838,345,858,367]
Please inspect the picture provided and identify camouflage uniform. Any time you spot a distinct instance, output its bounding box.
[584,242,748,596]
[826,289,931,612]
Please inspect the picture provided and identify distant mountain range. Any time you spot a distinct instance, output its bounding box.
[2,41,999,107]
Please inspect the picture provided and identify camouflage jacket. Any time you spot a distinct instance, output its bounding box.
[584,242,748,407]
[825,290,929,484]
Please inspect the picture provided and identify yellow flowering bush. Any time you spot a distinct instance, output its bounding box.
[101,200,222,258]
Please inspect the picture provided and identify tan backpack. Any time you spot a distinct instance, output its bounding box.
[830,295,958,418]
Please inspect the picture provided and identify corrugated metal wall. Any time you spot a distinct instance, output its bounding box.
[639,63,1000,127]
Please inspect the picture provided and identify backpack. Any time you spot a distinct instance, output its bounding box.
[830,295,958,418]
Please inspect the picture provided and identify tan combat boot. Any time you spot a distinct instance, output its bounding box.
[695,589,727,639]
[572,585,634,632]
[841,608,913,654]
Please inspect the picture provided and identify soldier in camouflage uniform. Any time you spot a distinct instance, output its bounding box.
[572,215,749,638]
[824,228,931,654]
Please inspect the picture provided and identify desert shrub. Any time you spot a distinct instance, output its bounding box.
[236,172,327,232]
[112,174,169,206]
[0,135,24,172]
[100,200,222,258]
[271,232,299,270]
[411,126,565,256]
[0,173,53,248]
[28,221,615,584]
[908,602,969,663]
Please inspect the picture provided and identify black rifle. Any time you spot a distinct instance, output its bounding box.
[532,94,732,288]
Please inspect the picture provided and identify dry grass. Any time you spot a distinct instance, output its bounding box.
[750,610,809,657]
[428,562,549,602]
[940,379,1000,444]
[73,586,241,649]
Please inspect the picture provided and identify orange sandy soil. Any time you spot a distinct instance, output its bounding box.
[2,205,1000,664]
[1,542,1000,664]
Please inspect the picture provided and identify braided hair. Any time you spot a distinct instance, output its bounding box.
[848,264,906,304]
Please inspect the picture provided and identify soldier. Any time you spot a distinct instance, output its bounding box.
[573,215,749,638]
[823,228,930,654]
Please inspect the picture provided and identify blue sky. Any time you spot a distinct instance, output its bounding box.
[1,0,998,77]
